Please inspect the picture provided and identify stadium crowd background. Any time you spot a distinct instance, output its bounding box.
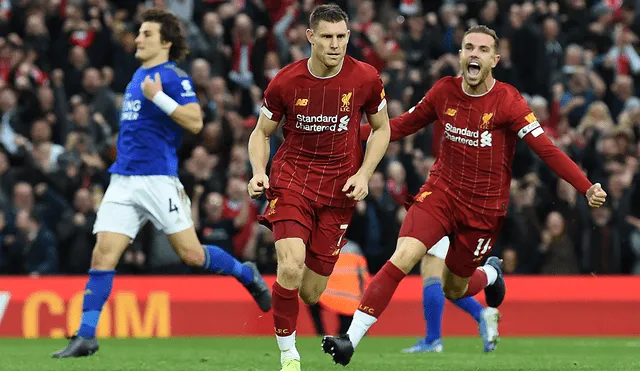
[0,0,639,277]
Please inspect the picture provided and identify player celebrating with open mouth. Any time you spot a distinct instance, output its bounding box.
[322,25,607,366]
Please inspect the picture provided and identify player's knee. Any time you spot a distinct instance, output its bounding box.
[277,260,304,287]
[177,245,205,267]
[90,243,121,270]
[390,244,424,273]
[421,256,445,279]
[442,282,467,300]
[299,287,322,305]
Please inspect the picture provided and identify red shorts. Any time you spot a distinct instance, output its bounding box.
[399,187,504,277]
[257,189,354,276]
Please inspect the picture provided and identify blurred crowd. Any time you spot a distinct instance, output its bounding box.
[1,0,640,276]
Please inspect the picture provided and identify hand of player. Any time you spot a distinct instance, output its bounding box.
[342,172,369,201]
[247,173,269,199]
[141,72,163,100]
[585,183,607,208]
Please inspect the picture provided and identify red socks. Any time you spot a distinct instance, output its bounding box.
[357,261,406,318]
[464,268,488,297]
[272,281,299,336]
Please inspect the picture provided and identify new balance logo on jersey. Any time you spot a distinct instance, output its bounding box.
[444,123,492,147]
[415,191,432,202]
[295,98,309,106]
[296,114,349,132]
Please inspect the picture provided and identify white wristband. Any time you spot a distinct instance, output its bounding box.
[152,91,179,115]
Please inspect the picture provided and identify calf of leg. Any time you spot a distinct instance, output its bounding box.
[442,264,471,300]
[299,267,330,305]
[167,227,205,266]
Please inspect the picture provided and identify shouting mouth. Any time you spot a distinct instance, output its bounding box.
[468,61,481,77]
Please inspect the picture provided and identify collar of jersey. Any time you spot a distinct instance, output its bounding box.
[460,77,497,98]
[140,61,173,71]
[307,58,344,79]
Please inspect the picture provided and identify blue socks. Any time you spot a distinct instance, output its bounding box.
[202,245,253,285]
[78,270,115,338]
[422,277,445,343]
[422,277,485,343]
[451,296,484,323]
[76,245,253,339]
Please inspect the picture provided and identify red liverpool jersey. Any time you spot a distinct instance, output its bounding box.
[367,76,591,216]
[260,56,387,208]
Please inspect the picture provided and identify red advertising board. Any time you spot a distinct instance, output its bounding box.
[0,275,639,338]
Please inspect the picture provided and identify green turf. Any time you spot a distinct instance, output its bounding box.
[1,337,639,371]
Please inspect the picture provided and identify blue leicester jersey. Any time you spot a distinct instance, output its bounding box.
[109,61,198,176]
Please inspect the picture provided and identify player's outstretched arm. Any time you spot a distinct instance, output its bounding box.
[509,91,606,208]
[141,73,203,134]
[359,94,437,142]
[522,132,607,207]
[247,111,279,198]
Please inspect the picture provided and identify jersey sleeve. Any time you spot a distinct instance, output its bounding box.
[507,91,544,139]
[360,85,439,142]
[382,79,440,141]
[363,72,387,115]
[163,71,199,106]
[506,88,592,195]
[260,76,285,122]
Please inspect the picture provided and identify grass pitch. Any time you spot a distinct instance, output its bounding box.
[1,337,639,371]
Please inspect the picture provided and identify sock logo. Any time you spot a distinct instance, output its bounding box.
[358,304,375,315]
[0,291,10,326]
[275,328,290,335]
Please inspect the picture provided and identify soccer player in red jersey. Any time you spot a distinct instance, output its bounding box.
[322,25,607,366]
[246,4,390,371]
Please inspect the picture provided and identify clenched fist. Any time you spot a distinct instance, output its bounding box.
[585,183,607,208]
[248,173,270,199]
[342,172,369,201]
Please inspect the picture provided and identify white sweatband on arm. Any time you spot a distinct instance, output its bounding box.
[152,91,179,115]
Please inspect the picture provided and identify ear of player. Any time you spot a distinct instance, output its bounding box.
[585,182,607,208]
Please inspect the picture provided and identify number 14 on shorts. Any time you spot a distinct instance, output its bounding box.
[474,237,492,256]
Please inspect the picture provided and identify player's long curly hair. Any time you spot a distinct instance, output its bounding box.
[141,8,189,62]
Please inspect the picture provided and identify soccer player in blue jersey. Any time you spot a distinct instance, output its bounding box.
[52,8,271,358]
